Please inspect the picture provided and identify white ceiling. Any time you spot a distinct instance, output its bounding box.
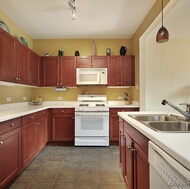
[0,0,156,39]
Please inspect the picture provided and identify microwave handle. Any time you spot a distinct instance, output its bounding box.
[99,73,101,84]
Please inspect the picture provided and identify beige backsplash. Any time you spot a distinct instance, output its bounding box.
[0,85,133,104]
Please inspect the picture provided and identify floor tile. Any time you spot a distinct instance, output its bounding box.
[55,170,78,183]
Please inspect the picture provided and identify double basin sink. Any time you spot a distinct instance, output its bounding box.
[129,114,190,132]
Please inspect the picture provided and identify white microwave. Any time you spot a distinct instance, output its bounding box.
[76,68,107,85]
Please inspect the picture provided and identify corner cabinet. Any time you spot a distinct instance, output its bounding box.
[119,118,149,189]
[0,118,22,189]
[109,108,139,143]
[108,56,135,86]
[52,108,75,142]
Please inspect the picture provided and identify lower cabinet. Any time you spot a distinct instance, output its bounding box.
[22,110,47,167]
[52,108,74,142]
[110,108,139,143]
[0,119,21,189]
[119,118,149,189]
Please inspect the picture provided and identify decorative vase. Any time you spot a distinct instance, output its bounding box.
[120,46,127,56]
[75,50,80,56]
[91,41,96,56]
[106,48,111,56]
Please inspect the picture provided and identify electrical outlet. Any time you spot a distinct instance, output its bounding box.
[57,97,62,100]
[118,96,123,100]
[6,97,11,102]
[23,97,27,101]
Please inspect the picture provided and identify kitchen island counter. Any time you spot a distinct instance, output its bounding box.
[118,111,190,171]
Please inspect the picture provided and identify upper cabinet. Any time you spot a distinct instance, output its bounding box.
[76,56,107,68]
[0,28,16,83]
[15,41,29,85]
[0,28,30,85]
[42,56,76,87]
[29,50,40,86]
[108,56,135,86]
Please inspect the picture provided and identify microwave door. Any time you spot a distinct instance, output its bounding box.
[78,71,99,84]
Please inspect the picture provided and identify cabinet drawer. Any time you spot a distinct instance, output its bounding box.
[0,117,21,135]
[52,108,74,115]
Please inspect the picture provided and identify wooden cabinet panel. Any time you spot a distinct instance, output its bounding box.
[91,56,107,68]
[52,108,75,142]
[29,50,40,86]
[0,128,21,189]
[60,56,76,86]
[0,28,16,82]
[108,56,135,86]
[76,56,92,68]
[42,56,59,86]
[15,41,29,84]
[0,117,21,136]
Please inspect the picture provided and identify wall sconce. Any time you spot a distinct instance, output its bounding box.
[156,0,169,43]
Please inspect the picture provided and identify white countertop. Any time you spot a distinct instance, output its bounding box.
[0,101,139,122]
[118,111,190,171]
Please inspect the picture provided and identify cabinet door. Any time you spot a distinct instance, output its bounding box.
[92,56,107,68]
[60,56,76,86]
[133,143,149,189]
[0,29,16,82]
[124,132,133,189]
[119,118,125,174]
[120,56,135,86]
[52,115,74,141]
[76,56,92,68]
[42,57,59,86]
[29,50,40,86]
[0,128,21,189]
[108,56,120,86]
[15,42,29,84]
[37,117,47,151]
[22,121,38,167]
[110,113,119,142]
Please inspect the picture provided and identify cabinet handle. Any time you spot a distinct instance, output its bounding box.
[10,123,15,127]
[0,141,3,145]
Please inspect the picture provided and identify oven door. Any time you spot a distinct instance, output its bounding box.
[75,112,109,136]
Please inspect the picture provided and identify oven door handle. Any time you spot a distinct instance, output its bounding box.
[75,112,109,116]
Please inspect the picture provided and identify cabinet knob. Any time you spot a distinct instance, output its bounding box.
[36,123,38,126]
[18,78,21,81]
[30,116,34,119]
[118,82,120,84]
[10,123,15,127]
[42,112,45,115]
[61,110,64,113]
[57,83,59,86]
[0,141,3,145]
[60,82,62,85]
[72,117,74,119]
[121,82,122,85]
[38,122,40,125]
[128,146,132,149]
[30,81,33,84]
[16,77,18,81]
[131,148,136,152]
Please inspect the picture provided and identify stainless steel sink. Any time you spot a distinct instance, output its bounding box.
[129,114,182,122]
[144,121,190,132]
[129,114,190,132]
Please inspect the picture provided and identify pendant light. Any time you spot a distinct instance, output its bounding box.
[156,0,169,43]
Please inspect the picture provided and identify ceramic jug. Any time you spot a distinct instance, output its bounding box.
[120,46,127,56]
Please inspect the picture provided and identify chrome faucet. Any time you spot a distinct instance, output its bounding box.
[161,99,190,121]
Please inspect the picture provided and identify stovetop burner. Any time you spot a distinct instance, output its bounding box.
[96,104,105,107]
[79,104,89,106]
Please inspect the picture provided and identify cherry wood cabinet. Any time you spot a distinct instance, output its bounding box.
[76,56,107,68]
[42,56,76,87]
[109,108,139,143]
[52,108,74,142]
[0,118,21,189]
[59,56,76,86]
[41,56,59,86]
[22,110,47,167]
[29,50,40,86]
[0,28,16,83]
[119,118,149,189]
[15,41,29,84]
[108,56,135,86]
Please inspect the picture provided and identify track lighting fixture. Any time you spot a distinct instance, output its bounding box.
[156,0,169,43]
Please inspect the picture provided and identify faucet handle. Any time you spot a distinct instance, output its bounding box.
[179,103,190,112]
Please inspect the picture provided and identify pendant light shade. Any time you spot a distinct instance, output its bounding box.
[156,0,169,43]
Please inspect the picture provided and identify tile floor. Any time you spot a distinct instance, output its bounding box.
[8,145,127,189]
